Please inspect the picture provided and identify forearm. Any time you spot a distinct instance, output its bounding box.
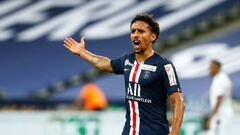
[171,100,185,134]
[169,93,185,135]
[64,37,113,72]
[210,96,222,117]
[77,49,112,72]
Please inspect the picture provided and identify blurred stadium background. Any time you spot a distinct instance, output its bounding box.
[0,0,240,135]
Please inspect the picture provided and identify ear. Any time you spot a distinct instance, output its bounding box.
[150,33,157,42]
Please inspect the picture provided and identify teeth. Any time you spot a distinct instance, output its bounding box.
[133,39,140,45]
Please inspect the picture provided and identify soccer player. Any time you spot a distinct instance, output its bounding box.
[205,60,234,135]
[64,13,185,135]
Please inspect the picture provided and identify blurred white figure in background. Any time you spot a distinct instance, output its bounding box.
[204,60,234,135]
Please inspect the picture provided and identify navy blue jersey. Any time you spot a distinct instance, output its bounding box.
[110,52,181,135]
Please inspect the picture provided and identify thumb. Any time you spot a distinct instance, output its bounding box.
[80,37,85,44]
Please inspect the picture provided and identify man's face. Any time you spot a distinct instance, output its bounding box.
[130,21,156,54]
[209,63,219,76]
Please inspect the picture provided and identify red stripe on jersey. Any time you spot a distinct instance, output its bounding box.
[131,100,137,135]
[132,63,140,83]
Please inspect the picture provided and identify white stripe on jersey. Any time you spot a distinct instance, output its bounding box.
[129,61,137,82]
[135,101,140,135]
[129,101,140,135]
[128,60,142,135]
[129,100,134,135]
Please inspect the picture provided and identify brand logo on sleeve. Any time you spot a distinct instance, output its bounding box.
[164,64,177,86]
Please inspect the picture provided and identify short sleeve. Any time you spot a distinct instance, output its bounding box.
[212,84,224,97]
[160,62,182,95]
[110,56,125,75]
[212,76,226,97]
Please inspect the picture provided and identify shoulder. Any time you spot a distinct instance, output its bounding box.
[153,52,173,66]
[216,72,232,84]
[125,52,135,59]
[111,53,133,62]
[120,53,135,64]
[117,52,134,60]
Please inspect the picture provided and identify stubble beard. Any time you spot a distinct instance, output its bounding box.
[133,47,145,55]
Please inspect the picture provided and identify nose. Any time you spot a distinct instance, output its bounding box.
[132,31,139,38]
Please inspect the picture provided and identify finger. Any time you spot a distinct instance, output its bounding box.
[63,44,71,49]
[64,39,72,46]
[64,37,74,45]
[66,38,75,44]
[69,38,77,44]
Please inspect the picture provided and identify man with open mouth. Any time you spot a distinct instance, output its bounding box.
[64,13,185,135]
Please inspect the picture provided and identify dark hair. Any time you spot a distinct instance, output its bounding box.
[211,60,222,68]
[130,13,160,43]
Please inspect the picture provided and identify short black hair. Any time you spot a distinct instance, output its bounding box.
[211,60,222,68]
[130,13,160,43]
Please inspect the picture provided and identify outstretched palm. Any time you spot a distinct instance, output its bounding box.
[64,37,85,55]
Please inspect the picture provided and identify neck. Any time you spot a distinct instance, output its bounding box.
[212,70,220,77]
[135,49,154,63]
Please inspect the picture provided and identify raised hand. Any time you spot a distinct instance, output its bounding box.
[64,37,85,55]
[63,36,112,72]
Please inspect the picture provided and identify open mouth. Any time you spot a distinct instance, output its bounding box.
[133,39,140,45]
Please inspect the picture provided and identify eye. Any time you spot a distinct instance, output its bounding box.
[139,29,144,33]
[131,29,136,34]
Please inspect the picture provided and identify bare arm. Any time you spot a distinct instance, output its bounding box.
[64,37,113,72]
[168,92,185,135]
[206,96,222,129]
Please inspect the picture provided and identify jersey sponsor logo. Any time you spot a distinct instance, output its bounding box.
[127,83,141,97]
[126,95,152,104]
[164,64,177,86]
[126,83,152,103]
[142,64,157,72]
[127,61,152,103]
